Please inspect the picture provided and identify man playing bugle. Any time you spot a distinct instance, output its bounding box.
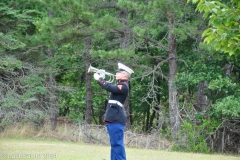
[93,63,134,160]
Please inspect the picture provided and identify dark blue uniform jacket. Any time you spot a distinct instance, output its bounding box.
[97,78,128,124]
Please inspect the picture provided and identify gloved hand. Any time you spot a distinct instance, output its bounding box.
[93,70,105,80]
[93,72,101,80]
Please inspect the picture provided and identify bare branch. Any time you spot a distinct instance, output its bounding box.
[136,34,169,52]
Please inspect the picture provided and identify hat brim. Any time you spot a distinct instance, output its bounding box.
[117,63,134,74]
[116,69,126,72]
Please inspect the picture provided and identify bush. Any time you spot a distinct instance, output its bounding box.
[172,119,220,153]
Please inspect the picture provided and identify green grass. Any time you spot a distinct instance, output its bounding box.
[0,138,239,160]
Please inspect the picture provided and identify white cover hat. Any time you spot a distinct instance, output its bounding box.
[117,63,134,74]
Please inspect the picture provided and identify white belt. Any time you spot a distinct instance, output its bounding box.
[108,100,123,107]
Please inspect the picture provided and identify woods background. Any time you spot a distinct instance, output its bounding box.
[0,0,239,154]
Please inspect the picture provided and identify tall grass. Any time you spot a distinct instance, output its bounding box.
[0,124,239,160]
[0,123,171,150]
[0,123,78,141]
[0,138,239,160]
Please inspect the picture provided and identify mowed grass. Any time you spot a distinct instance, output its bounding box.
[0,138,239,160]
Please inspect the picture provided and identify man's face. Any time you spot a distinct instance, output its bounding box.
[115,71,127,80]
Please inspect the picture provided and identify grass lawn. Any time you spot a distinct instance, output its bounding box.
[0,138,239,160]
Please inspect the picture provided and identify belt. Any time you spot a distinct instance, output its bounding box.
[108,100,124,107]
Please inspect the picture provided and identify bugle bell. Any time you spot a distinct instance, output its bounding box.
[88,65,115,83]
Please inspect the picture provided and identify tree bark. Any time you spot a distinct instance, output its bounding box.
[47,10,57,131]
[149,105,160,130]
[85,36,92,124]
[119,8,131,130]
[224,62,233,77]
[145,108,150,131]
[194,81,210,112]
[167,0,180,139]
[47,63,57,131]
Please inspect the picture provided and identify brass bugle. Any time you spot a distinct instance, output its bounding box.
[88,65,115,83]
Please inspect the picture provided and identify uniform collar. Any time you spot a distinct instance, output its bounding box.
[118,79,128,83]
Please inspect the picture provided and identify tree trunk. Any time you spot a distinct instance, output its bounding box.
[85,36,92,124]
[167,0,180,139]
[224,62,233,77]
[120,9,130,48]
[47,65,57,131]
[119,9,131,130]
[48,10,57,131]
[145,108,150,132]
[194,81,210,112]
[149,105,159,130]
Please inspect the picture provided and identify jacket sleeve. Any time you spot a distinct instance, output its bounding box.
[97,78,128,94]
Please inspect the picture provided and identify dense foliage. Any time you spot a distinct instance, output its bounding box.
[188,0,240,55]
[0,0,239,154]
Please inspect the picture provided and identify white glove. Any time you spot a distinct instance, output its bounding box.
[93,70,105,80]
[94,72,101,80]
[98,70,106,79]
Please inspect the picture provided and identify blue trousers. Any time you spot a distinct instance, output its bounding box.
[106,123,126,160]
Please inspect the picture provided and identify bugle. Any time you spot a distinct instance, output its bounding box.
[88,65,115,83]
